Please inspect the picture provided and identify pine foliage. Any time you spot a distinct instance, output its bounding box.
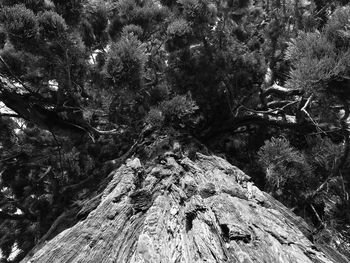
[37,10,67,40]
[105,33,147,88]
[285,6,350,95]
[1,0,350,261]
[146,94,198,127]
[0,5,38,50]
[258,137,312,195]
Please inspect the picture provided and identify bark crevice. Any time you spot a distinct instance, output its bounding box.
[22,139,349,263]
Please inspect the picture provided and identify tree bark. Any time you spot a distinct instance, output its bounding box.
[21,132,349,263]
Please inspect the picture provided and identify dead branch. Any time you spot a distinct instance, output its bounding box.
[92,128,118,135]
[301,95,326,134]
[267,100,296,108]
[310,204,325,227]
[236,101,298,116]
[263,83,303,97]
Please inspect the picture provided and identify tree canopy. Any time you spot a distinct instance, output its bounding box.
[0,0,350,261]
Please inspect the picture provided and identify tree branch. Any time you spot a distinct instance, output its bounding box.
[0,77,93,139]
[92,128,118,135]
[300,95,327,134]
[310,204,325,227]
[201,113,314,140]
[237,101,298,116]
[267,100,296,108]
[263,83,303,97]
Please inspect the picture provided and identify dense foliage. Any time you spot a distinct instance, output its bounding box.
[0,0,350,261]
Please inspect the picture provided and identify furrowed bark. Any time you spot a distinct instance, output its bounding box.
[22,132,348,263]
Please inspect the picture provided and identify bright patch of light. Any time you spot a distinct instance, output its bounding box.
[89,51,99,65]
[15,208,23,215]
[89,45,110,65]
[48,80,58,91]
[0,102,23,133]
[212,19,219,31]
[0,102,14,114]
[8,243,21,261]
[190,44,201,50]
[14,118,26,134]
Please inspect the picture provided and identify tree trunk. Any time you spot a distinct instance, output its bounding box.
[22,131,348,263]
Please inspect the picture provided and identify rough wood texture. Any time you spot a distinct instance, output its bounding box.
[23,152,348,263]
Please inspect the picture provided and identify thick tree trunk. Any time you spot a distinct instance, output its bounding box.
[22,132,348,263]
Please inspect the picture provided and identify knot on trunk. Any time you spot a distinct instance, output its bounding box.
[129,189,153,212]
[199,183,216,198]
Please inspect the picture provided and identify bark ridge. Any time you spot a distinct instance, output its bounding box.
[23,152,348,263]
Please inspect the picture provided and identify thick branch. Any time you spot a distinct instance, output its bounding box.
[0,77,92,139]
[263,84,303,97]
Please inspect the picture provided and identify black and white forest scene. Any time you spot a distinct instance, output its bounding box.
[0,0,349,262]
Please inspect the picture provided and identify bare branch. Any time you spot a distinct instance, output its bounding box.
[237,101,298,117]
[92,128,118,135]
[301,95,313,112]
[300,95,326,134]
[263,83,303,97]
[310,204,325,227]
[37,166,52,182]
[267,100,296,108]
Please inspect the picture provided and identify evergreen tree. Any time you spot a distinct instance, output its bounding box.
[0,0,349,261]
